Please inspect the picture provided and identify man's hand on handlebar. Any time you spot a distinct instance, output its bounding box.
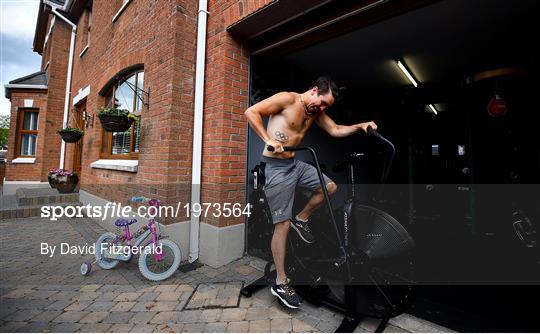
[266,139,285,152]
[357,121,378,134]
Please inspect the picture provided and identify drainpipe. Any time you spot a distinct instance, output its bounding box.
[189,0,208,263]
[49,7,76,169]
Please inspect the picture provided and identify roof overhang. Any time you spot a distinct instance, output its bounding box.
[4,85,48,99]
[33,0,77,54]
[228,0,440,57]
[33,1,48,54]
[227,0,332,40]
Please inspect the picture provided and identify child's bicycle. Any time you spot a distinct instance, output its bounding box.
[80,196,182,281]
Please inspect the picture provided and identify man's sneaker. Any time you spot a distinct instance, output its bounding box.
[271,280,302,309]
[291,217,315,243]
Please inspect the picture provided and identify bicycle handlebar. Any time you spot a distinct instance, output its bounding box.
[367,126,396,185]
[367,126,395,154]
[266,126,395,184]
[130,196,151,203]
[130,196,160,207]
[266,145,294,152]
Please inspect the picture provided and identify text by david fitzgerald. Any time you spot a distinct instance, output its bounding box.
[40,242,162,258]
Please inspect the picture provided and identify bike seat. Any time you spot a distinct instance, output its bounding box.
[114,218,137,227]
[332,152,365,172]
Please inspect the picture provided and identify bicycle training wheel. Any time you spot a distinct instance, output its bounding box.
[95,232,120,270]
[328,204,416,318]
[138,239,181,281]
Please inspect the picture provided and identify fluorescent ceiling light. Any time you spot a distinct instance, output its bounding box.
[396,60,418,87]
[396,59,438,115]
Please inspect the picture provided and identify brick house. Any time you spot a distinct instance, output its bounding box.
[4,0,447,268]
[4,0,540,328]
[4,0,538,271]
[5,0,286,268]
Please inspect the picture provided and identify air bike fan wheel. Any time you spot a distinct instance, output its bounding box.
[327,204,416,319]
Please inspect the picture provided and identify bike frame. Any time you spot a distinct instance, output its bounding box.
[257,127,400,332]
[103,200,166,262]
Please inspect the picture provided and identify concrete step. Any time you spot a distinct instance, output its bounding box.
[0,201,84,220]
[15,187,79,206]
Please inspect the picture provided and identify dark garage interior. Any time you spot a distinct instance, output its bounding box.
[243,0,540,331]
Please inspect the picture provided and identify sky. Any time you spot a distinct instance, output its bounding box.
[0,0,42,116]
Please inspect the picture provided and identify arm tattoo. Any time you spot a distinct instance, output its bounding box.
[274,130,289,143]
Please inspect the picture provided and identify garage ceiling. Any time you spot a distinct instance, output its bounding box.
[281,0,538,90]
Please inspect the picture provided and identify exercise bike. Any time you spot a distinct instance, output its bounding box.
[241,127,416,332]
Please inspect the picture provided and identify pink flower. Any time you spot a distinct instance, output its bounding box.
[49,168,75,176]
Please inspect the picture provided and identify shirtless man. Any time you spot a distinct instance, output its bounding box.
[244,77,377,308]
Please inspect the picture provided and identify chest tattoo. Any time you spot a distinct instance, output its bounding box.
[274,130,289,143]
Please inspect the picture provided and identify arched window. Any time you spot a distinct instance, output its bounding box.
[101,70,143,159]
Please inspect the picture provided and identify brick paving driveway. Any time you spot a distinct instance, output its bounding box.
[0,217,426,333]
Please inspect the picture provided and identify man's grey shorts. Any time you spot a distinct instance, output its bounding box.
[261,156,333,224]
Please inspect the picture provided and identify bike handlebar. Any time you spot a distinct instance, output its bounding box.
[266,125,395,183]
[130,196,160,207]
[367,126,395,184]
[266,126,394,154]
[367,126,395,154]
[266,145,294,152]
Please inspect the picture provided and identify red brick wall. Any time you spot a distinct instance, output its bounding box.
[222,0,275,27]
[5,14,70,182]
[0,161,5,184]
[64,0,199,222]
[40,19,71,180]
[13,0,271,226]
[200,0,273,227]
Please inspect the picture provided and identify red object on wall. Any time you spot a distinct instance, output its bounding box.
[487,94,507,117]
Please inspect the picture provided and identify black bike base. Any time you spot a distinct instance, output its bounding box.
[240,261,276,298]
[337,313,389,332]
[240,274,268,298]
[241,261,390,333]
[336,315,364,333]
[294,284,366,332]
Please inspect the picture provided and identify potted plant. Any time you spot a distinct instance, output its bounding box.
[48,168,59,188]
[97,107,138,132]
[58,127,84,143]
[48,168,79,193]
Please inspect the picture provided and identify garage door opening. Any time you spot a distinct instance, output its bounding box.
[244,0,539,331]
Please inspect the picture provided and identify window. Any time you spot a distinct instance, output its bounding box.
[80,6,92,57]
[431,144,439,156]
[88,7,92,45]
[17,109,39,157]
[101,71,143,159]
[458,145,466,156]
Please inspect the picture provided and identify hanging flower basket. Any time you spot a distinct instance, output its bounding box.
[58,127,84,143]
[48,169,79,193]
[97,107,137,132]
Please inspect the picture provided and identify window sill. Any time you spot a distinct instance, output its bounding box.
[12,157,36,164]
[79,45,89,58]
[90,159,138,172]
[112,0,132,23]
